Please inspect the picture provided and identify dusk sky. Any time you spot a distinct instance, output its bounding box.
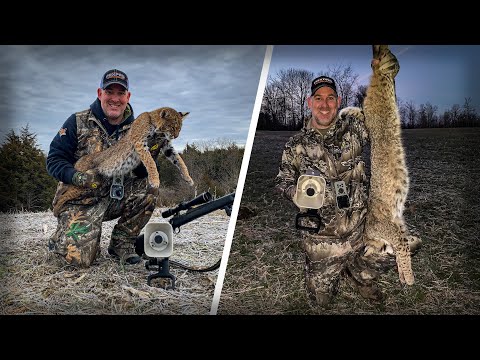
[0,45,267,153]
[268,45,480,114]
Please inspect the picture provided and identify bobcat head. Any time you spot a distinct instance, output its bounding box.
[149,107,189,139]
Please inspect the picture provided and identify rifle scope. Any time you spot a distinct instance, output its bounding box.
[161,191,213,218]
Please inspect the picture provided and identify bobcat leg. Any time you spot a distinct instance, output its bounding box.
[365,218,415,285]
[135,142,160,187]
[173,153,194,186]
[162,142,194,186]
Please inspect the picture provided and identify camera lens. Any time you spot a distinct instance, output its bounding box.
[306,188,315,196]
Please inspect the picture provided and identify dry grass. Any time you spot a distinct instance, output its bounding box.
[218,128,480,315]
[0,206,229,315]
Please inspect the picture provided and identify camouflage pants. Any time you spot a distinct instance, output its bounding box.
[302,222,396,305]
[48,176,158,268]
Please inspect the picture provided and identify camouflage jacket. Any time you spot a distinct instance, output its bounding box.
[275,107,370,240]
[47,98,136,184]
[51,106,137,208]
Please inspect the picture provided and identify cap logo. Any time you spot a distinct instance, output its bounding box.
[314,77,333,85]
[311,76,337,96]
[105,71,126,81]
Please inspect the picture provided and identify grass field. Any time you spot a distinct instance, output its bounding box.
[217,128,480,315]
[0,207,228,315]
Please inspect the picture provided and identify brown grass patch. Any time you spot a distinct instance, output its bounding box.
[218,128,480,314]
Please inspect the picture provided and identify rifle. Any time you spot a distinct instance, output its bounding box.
[134,191,235,288]
[165,191,235,232]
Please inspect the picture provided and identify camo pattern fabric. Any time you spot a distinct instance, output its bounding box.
[276,108,396,304]
[52,109,166,212]
[48,176,158,267]
[48,109,161,267]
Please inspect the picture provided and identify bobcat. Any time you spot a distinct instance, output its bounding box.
[52,106,194,217]
[362,45,415,285]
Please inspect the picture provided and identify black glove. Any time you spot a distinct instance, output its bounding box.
[72,170,102,189]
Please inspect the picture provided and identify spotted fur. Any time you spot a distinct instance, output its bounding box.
[362,45,415,285]
[53,107,193,217]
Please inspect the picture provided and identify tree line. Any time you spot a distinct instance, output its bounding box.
[258,66,480,130]
[0,126,243,213]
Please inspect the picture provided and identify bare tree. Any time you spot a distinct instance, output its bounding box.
[424,102,438,128]
[260,68,314,130]
[262,78,283,128]
[440,110,450,128]
[450,103,461,127]
[322,64,360,109]
[397,98,408,128]
[462,97,475,127]
[405,100,417,129]
[294,69,314,129]
[353,85,368,108]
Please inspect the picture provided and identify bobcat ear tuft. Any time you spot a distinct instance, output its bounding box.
[179,112,190,120]
[160,109,168,118]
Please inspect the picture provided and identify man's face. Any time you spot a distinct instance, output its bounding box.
[97,84,131,124]
[307,86,341,129]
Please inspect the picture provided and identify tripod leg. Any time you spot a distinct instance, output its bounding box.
[145,258,176,289]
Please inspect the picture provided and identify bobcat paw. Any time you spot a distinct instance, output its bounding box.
[339,107,364,122]
[149,179,160,188]
[377,49,400,78]
[147,173,160,188]
[398,268,415,286]
[407,235,423,255]
[185,177,194,187]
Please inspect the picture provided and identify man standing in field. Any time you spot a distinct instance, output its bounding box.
[275,66,421,306]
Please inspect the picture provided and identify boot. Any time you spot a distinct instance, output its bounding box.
[108,238,142,265]
[344,257,385,303]
[345,270,384,302]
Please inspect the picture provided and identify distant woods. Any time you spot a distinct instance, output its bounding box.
[155,139,243,206]
[0,126,243,213]
[258,66,480,130]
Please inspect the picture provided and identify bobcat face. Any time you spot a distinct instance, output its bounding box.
[150,107,189,139]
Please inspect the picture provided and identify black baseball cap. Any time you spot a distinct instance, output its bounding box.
[311,76,337,96]
[100,69,129,90]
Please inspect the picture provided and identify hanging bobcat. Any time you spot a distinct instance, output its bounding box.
[362,45,415,285]
[52,106,194,217]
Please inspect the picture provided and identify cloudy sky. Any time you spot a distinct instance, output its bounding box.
[268,45,480,114]
[4,45,478,154]
[0,45,267,153]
